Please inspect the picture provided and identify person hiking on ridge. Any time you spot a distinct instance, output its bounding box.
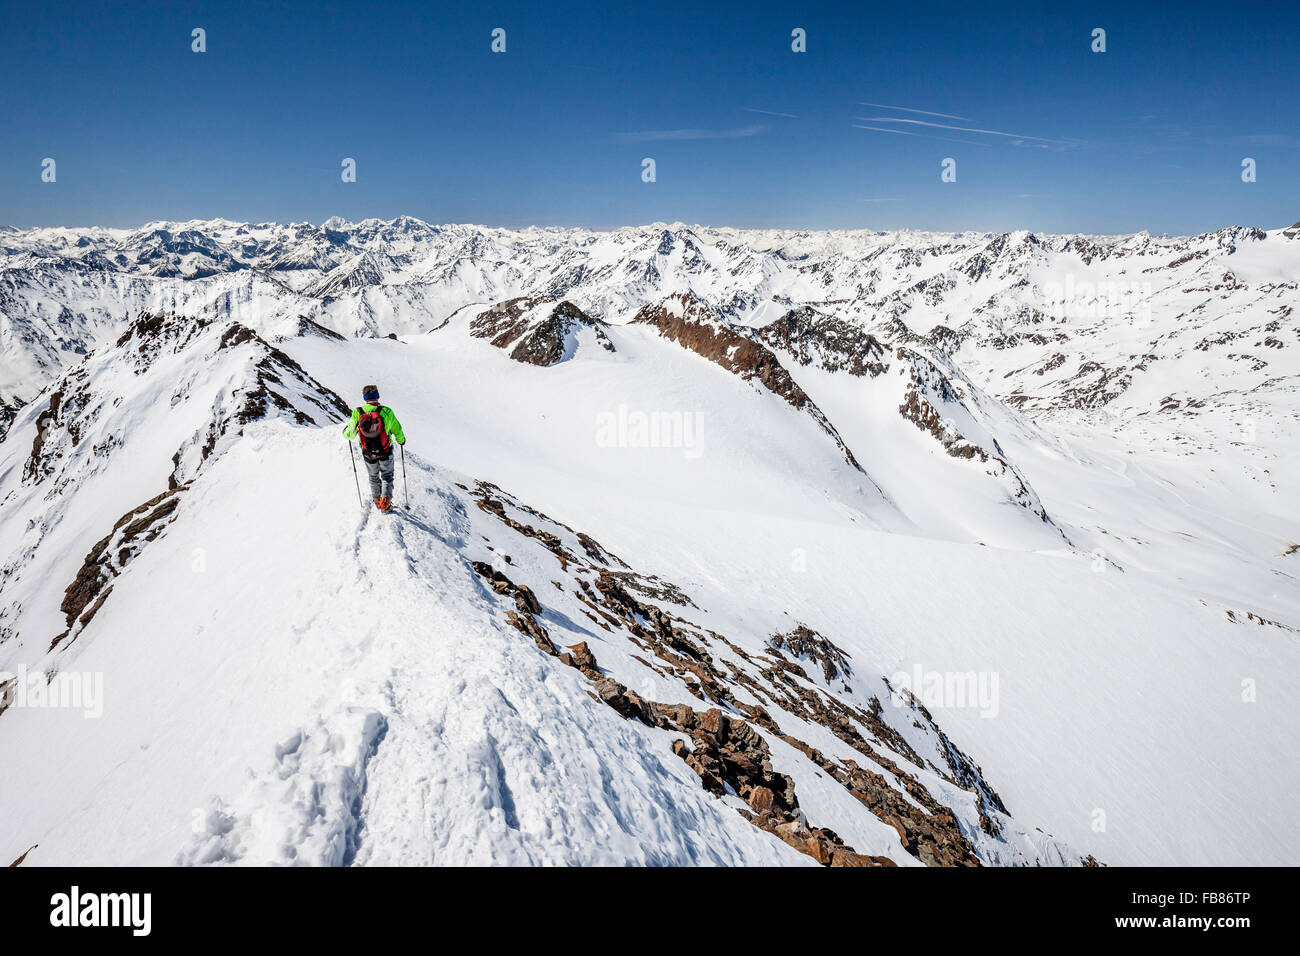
[343,384,406,512]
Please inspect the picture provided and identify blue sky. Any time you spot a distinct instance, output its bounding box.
[1,0,1297,233]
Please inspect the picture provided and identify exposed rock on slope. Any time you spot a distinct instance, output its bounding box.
[54,488,184,651]
[463,478,1096,867]
[470,297,614,366]
[1,311,350,660]
[755,306,889,377]
[894,347,1062,532]
[170,321,347,486]
[633,293,863,469]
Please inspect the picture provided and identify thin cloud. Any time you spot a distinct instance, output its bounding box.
[744,107,798,119]
[857,102,970,121]
[616,125,766,142]
[859,116,1068,145]
[852,124,916,135]
[852,123,991,148]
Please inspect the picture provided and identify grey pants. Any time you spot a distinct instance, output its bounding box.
[364,454,395,499]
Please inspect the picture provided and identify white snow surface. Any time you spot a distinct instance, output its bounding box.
[1,217,1297,867]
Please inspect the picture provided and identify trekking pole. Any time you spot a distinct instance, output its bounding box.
[348,440,364,507]
[400,443,409,508]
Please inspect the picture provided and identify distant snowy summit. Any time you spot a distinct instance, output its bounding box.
[2,215,1295,429]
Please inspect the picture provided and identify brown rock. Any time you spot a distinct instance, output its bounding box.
[564,641,599,672]
[830,849,898,867]
[700,708,728,738]
[658,703,696,730]
[514,585,541,615]
[593,677,626,706]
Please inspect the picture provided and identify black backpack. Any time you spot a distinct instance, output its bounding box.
[356,406,392,461]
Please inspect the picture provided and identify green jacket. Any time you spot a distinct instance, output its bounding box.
[343,403,406,446]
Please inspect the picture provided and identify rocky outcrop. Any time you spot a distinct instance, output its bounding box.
[470,297,614,367]
[564,642,897,867]
[295,316,346,340]
[633,293,862,469]
[510,300,614,366]
[221,323,347,423]
[22,367,104,487]
[1224,609,1298,633]
[755,307,889,377]
[768,625,852,684]
[467,553,894,867]
[23,387,66,484]
[462,478,1087,866]
[469,296,539,347]
[0,396,25,443]
[470,561,557,655]
[896,347,1058,528]
[115,311,214,368]
[54,487,184,651]
[170,321,348,488]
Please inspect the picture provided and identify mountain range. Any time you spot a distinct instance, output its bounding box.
[0,217,1296,866]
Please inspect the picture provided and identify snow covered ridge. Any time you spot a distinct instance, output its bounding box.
[0,217,1298,865]
[0,311,346,660]
[0,305,1092,866]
